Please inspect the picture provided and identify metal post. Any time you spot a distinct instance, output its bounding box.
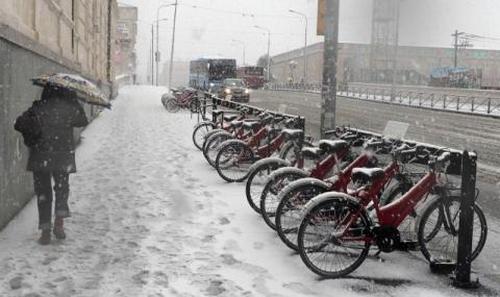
[156,18,160,86]
[168,0,179,89]
[266,31,271,82]
[320,0,339,137]
[151,24,154,85]
[390,0,400,101]
[453,150,480,289]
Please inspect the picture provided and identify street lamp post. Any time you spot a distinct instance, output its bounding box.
[231,39,246,66]
[168,0,179,89]
[254,25,271,82]
[289,9,308,87]
[155,3,175,86]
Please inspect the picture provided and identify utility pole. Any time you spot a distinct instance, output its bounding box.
[320,0,340,137]
[255,26,271,82]
[390,0,400,101]
[289,9,308,87]
[151,24,154,85]
[453,30,460,68]
[168,0,179,89]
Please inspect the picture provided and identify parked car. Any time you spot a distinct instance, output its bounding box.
[218,78,250,103]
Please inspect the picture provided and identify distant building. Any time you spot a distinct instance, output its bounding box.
[271,42,500,89]
[114,4,138,84]
[0,0,119,230]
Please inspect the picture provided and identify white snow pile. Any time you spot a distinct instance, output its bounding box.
[0,85,498,297]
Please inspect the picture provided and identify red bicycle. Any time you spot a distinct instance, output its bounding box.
[163,88,198,113]
[274,142,414,251]
[214,116,304,182]
[297,151,487,278]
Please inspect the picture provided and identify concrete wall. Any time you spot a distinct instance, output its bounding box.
[0,0,114,82]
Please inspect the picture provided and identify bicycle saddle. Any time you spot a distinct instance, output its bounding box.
[351,167,385,184]
[318,140,349,154]
[281,129,304,140]
[230,120,244,128]
[243,121,261,130]
[302,147,323,159]
[223,115,238,122]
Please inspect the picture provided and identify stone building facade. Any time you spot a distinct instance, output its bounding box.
[114,4,138,83]
[0,0,118,230]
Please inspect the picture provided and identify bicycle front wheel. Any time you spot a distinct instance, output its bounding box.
[215,141,255,182]
[298,197,371,278]
[276,184,328,251]
[260,168,308,230]
[418,196,487,263]
[245,161,286,214]
[165,98,180,113]
[192,122,214,150]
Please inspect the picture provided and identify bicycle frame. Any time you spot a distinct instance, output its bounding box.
[309,147,350,179]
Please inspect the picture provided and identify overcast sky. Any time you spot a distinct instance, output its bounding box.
[118,0,500,81]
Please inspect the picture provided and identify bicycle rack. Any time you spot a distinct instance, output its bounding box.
[339,127,480,289]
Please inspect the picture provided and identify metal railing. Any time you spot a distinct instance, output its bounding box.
[267,82,500,117]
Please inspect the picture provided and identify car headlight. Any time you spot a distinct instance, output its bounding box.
[225,88,231,94]
[244,88,250,94]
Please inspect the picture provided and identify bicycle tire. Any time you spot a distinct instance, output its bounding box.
[298,196,371,278]
[260,168,308,230]
[276,183,328,251]
[192,122,215,150]
[417,196,487,263]
[203,131,233,167]
[245,161,288,214]
[215,141,255,183]
[165,98,180,113]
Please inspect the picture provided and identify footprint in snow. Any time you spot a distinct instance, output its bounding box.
[205,280,226,296]
[218,217,230,225]
[132,270,150,285]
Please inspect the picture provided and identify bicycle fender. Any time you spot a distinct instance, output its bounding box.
[219,139,247,149]
[193,121,216,129]
[280,177,331,198]
[301,192,363,222]
[268,166,308,182]
[249,157,291,173]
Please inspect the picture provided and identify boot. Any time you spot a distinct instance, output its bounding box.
[53,217,66,240]
[38,229,51,245]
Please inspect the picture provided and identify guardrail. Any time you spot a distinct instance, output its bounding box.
[267,83,500,117]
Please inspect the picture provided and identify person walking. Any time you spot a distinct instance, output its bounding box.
[15,86,88,245]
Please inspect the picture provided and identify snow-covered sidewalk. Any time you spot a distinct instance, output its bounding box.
[0,86,498,297]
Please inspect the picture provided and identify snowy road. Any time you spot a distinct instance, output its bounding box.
[1,86,499,297]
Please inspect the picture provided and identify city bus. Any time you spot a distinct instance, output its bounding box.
[189,58,237,91]
[237,66,265,89]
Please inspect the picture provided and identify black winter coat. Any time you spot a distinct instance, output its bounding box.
[22,97,88,173]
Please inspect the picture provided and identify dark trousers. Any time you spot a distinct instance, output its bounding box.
[33,171,70,230]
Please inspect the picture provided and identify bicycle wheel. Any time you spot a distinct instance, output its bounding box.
[245,160,288,214]
[276,183,328,251]
[418,196,487,262]
[202,129,225,152]
[298,197,371,278]
[165,98,180,113]
[260,168,308,230]
[215,141,255,182]
[192,122,215,150]
[203,132,233,167]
